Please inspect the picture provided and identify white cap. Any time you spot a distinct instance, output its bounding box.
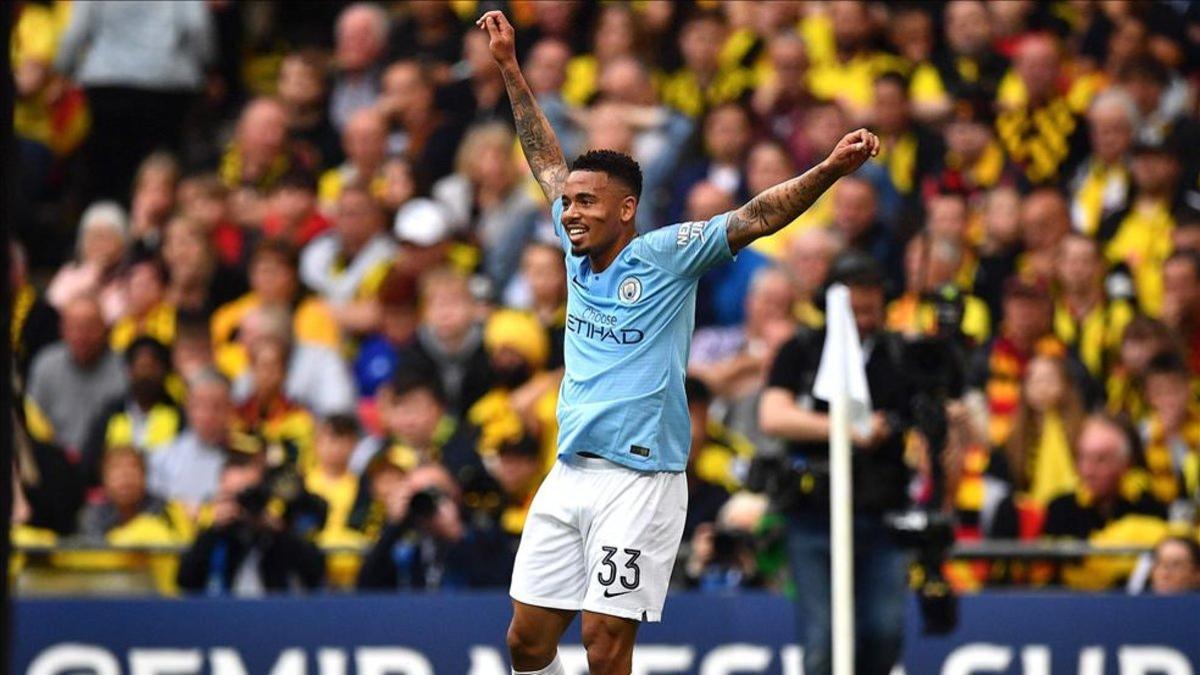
[393,198,451,247]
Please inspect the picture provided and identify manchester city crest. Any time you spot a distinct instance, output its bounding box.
[618,276,643,304]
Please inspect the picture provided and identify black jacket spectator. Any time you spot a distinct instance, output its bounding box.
[177,523,326,594]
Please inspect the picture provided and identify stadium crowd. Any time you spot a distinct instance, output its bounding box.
[9,0,1200,597]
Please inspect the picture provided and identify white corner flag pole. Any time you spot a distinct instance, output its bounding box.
[828,387,855,675]
[813,284,873,675]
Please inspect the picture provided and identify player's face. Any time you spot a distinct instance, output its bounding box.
[561,170,636,257]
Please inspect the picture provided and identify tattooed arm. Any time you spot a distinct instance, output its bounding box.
[726,129,880,253]
[477,11,569,202]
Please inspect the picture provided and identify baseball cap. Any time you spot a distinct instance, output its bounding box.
[393,198,451,247]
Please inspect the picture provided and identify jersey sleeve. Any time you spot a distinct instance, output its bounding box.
[635,212,736,278]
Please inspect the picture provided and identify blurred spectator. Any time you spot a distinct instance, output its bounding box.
[1159,251,1200,374]
[236,336,317,472]
[178,175,250,271]
[110,259,175,352]
[392,197,454,281]
[510,242,568,370]
[761,256,914,675]
[148,369,236,512]
[681,377,750,541]
[433,123,541,290]
[828,177,901,292]
[996,34,1087,187]
[26,295,128,453]
[229,305,357,417]
[1053,233,1135,378]
[81,337,183,485]
[886,6,934,67]
[1100,139,1182,315]
[681,493,768,592]
[868,72,941,210]
[261,171,332,248]
[388,1,464,66]
[212,239,339,376]
[161,216,246,317]
[752,33,812,162]
[1147,536,1200,594]
[177,455,326,595]
[318,108,389,210]
[524,38,574,144]
[305,415,365,542]
[690,267,794,456]
[660,10,750,118]
[77,445,187,544]
[401,268,493,416]
[354,369,480,485]
[46,201,129,323]
[353,268,421,398]
[1043,414,1167,590]
[668,102,753,225]
[688,181,769,327]
[924,94,1014,203]
[1138,353,1200,510]
[299,184,397,325]
[1173,208,1200,255]
[377,60,465,184]
[967,277,1072,447]
[910,0,1007,121]
[1106,315,1178,421]
[801,0,905,121]
[1118,55,1193,147]
[1018,188,1073,285]
[356,463,475,590]
[277,51,340,170]
[1069,89,1137,236]
[742,141,801,257]
[782,228,840,328]
[562,4,641,107]
[218,98,300,195]
[973,187,1024,320]
[888,233,991,346]
[999,355,1087,513]
[469,310,554,464]
[128,153,181,254]
[55,0,213,202]
[443,28,514,126]
[330,3,389,132]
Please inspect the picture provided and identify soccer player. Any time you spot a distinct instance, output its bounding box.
[476,11,879,675]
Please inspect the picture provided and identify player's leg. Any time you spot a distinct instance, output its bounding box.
[580,610,639,674]
[578,460,689,668]
[507,600,576,673]
[508,459,589,673]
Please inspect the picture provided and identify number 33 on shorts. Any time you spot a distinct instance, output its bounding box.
[597,546,641,596]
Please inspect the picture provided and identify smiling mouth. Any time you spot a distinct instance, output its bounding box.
[566,226,587,244]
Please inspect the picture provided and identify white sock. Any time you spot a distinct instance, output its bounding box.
[513,653,565,675]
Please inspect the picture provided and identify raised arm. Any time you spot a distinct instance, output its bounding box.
[726,129,880,252]
[477,11,569,202]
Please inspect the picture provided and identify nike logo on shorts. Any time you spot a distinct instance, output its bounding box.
[603,589,634,598]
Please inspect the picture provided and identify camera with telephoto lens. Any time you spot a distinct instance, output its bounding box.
[235,460,328,537]
[885,508,958,634]
[406,487,445,524]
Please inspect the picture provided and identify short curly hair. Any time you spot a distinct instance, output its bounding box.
[570,149,643,199]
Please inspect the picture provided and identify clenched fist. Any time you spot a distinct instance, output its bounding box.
[476,10,517,67]
[823,128,881,178]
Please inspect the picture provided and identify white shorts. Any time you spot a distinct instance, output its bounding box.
[509,453,688,622]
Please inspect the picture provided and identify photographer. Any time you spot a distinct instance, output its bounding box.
[177,454,325,595]
[356,463,467,590]
[759,254,915,675]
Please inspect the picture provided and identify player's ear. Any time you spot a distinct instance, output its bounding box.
[621,194,638,225]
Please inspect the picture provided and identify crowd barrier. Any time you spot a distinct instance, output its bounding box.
[13,592,1200,674]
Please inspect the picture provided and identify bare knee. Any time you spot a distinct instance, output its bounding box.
[582,614,637,674]
[506,620,556,671]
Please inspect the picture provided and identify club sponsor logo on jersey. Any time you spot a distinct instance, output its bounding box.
[618,276,643,304]
[566,307,644,344]
[676,221,706,247]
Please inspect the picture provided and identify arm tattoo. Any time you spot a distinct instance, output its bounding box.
[501,65,569,201]
[726,162,840,252]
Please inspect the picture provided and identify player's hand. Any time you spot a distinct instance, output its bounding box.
[476,11,517,67]
[823,128,880,178]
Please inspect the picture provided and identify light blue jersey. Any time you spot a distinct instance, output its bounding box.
[551,198,735,472]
